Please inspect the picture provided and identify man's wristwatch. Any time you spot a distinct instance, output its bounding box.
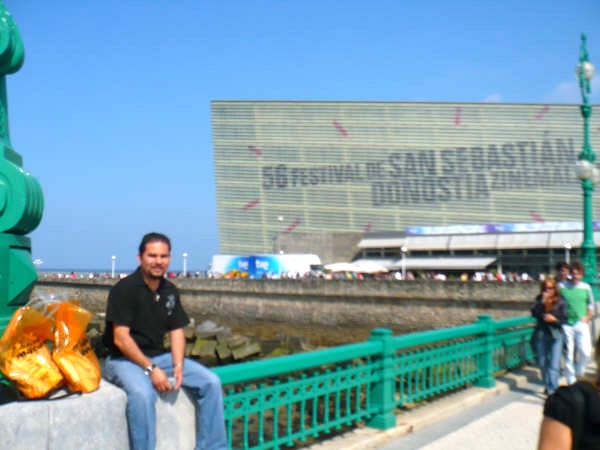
[144,363,157,376]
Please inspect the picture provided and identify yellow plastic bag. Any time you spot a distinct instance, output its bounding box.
[0,306,64,399]
[51,301,101,393]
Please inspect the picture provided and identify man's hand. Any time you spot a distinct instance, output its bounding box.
[173,363,183,389]
[170,328,186,390]
[150,366,172,392]
[113,324,174,391]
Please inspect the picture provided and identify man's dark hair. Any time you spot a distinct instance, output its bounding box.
[571,261,585,274]
[138,232,171,255]
[555,261,570,272]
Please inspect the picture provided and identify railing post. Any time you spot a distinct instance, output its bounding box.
[366,328,396,429]
[474,314,495,388]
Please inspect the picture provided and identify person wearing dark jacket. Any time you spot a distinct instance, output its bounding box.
[531,277,568,395]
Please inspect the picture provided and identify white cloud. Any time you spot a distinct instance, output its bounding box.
[483,93,503,103]
[545,77,600,103]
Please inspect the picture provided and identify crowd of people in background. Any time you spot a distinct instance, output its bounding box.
[202,268,544,281]
[37,270,206,280]
[257,270,542,281]
[38,269,552,282]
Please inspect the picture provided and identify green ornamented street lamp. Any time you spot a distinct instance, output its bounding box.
[0,3,44,335]
[574,34,598,329]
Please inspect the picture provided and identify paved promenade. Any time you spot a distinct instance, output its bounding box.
[308,361,597,450]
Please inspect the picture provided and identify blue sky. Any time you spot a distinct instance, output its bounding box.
[3,0,599,271]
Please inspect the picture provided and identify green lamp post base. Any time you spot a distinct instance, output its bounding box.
[0,233,37,334]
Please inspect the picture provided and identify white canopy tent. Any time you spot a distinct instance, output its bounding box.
[352,260,389,274]
[353,257,497,271]
[323,262,360,272]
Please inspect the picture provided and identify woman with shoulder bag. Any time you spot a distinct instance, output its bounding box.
[538,335,600,449]
[531,277,567,395]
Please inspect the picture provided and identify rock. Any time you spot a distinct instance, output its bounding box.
[264,347,290,359]
[194,320,225,339]
[232,341,261,360]
[197,320,218,330]
[287,336,312,352]
[260,339,284,355]
[87,328,100,339]
[190,338,205,357]
[190,338,217,358]
[87,317,105,334]
[224,335,249,349]
[215,342,232,362]
[184,318,196,340]
[215,327,233,341]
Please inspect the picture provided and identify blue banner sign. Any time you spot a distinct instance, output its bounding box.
[406,221,600,236]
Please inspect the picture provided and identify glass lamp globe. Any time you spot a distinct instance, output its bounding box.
[576,159,594,179]
[576,61,595,81]
[592,167,600,185]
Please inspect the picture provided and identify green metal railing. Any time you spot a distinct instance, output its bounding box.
[213,314,536,450]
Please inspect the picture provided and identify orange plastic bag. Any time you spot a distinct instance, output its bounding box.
[0,306,64,399]
[51,301,101,393]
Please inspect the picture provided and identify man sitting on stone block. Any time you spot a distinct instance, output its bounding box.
[102,232,227,450]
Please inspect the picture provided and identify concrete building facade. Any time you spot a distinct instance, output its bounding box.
[212,101,600,267]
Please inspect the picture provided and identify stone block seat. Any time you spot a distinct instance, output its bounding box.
[0,380,197,450]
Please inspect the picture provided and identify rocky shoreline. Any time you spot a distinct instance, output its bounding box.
[87,315,317,367]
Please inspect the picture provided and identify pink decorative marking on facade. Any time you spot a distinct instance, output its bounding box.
[284,219,302,233]
[248,146,262,156]
[454,107,462,125]
[332,120,348,136]
[529,210,545,222]
[243,199,260,210]
[535,105,550,119]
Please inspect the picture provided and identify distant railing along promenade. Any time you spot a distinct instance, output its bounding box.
[212,314,535,450]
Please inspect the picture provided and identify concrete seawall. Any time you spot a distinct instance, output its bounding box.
[33,278,538,333]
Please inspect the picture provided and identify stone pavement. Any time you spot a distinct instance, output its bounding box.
[307,360,597,450]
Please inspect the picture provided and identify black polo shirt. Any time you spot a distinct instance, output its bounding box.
[103,268,190,357]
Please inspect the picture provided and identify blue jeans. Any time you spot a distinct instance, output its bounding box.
[534,329,563,394]
[103,354,227,450]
